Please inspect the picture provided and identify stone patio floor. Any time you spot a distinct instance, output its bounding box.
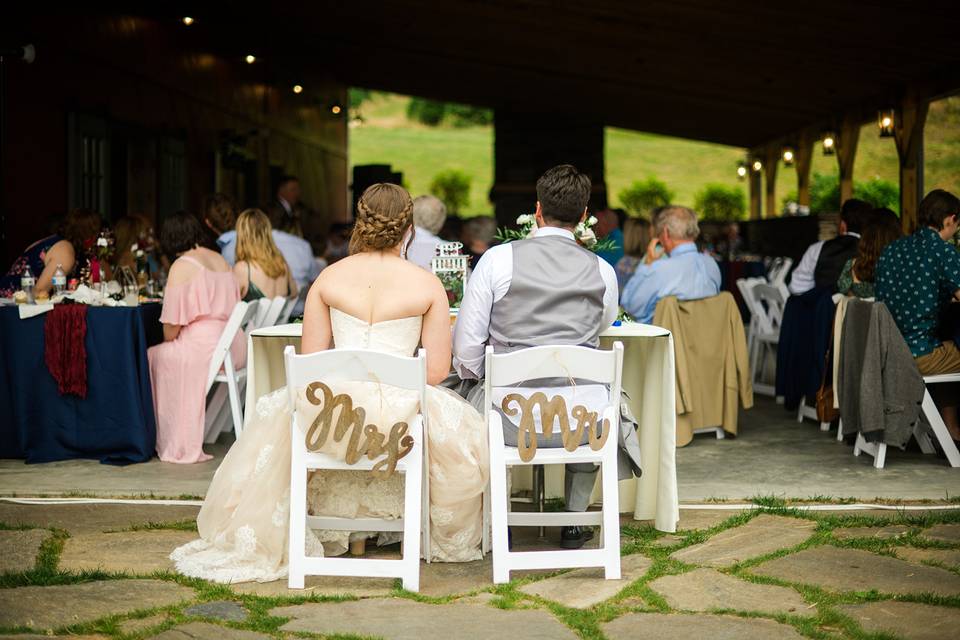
[1,501,959,639]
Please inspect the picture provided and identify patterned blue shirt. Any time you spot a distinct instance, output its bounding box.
[621,242,721,323]
[876,227,960,357]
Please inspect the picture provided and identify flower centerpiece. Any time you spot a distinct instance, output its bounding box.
[495,213,615,253]
[430,241,469,310]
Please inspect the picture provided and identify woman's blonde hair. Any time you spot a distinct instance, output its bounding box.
[235,209,288,279]
[622,216,652,257]
[349,183,413,255]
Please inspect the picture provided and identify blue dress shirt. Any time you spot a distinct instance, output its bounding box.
[621,242,722,323]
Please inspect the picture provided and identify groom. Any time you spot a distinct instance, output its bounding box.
[449,164,641,549]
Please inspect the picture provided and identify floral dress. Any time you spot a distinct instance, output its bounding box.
[0,235,62,297]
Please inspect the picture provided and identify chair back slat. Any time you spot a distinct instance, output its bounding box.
[751,282,786,334]
[284,347,427,405]
[483,344,621,388]
[205,301,256,392]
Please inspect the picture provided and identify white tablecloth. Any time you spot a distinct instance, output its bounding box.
[243,322,679,532]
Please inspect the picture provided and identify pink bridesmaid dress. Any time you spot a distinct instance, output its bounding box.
[148,256,246,463]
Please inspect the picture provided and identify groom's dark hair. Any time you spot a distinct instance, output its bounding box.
[536,164,591,226]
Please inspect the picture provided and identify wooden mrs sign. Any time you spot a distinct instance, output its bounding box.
[501,392,610,462]
[304,381,414,479]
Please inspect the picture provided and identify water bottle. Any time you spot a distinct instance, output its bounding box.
[20,264,36,304]
[52,264,67,296]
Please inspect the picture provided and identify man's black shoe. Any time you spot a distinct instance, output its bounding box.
[560,526,594,549]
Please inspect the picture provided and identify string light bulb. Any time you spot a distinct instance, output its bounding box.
[245,54,256,64]
[878,109,895,137]
[182,16,194,26]
[292,84,303,94]
[736,161,747,180]
[752,160,763,172]
[331,104,342,114]
[821,133,836,155]
[782,147,795,166]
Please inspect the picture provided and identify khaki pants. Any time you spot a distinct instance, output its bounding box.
[916,341,960,375]
[915,341,960,418]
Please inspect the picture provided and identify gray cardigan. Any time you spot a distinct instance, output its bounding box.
[838,299,925,447]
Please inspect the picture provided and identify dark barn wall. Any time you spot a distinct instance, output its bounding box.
[2,15,347,265]
[491,111,606,227]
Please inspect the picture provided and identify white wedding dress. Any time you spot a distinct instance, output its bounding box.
[171,308,489,583]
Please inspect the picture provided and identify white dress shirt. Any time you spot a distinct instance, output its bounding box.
[452,226,620,380]
[407,226,442,270]
[787,232,860,296]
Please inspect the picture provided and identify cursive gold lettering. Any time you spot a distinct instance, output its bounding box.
[501,392,611,462]
[304,381,414,478]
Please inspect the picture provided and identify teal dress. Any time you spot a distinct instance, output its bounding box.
[242,263,266,302]
[836,258,875,299]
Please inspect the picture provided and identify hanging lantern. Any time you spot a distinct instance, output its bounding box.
[821,132,836,155]
[782,147,795,166]
[878,109,895,137]
[736,161,748,180]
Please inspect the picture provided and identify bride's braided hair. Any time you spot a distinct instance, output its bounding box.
[349,183,414,255]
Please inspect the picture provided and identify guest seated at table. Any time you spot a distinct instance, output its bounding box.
[232,209,298,301]
[114,214,159,274]
[0,207,102,297]
[449,164,641,550]
[216,195,320,293]
[620,205,721,324]
[788,198,871,295]
[170,183,488,582]
[837,208,901,299]
[615,215,651,291]
[148,211,246,464]
[877,189,960,440]
[200,193,237,249]
[594,208,625,267]
[407,194,447,269]
[461,216,497,269]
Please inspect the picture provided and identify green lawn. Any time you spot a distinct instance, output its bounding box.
[349,92,960,217]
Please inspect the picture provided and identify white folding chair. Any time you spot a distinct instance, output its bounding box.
[854,374,960,469]
[485,343,623,584]
[766,257,793,300]
[749,283,785,398]
[736,276,766,361]
[259,296,288,327]
[277,297,297,324]
[284,346,427,592]
[204,301,260,441]
[248,298,273,330]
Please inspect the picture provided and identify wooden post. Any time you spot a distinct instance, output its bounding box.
[795,130,815,208]
[749,161,762,220]
[837,114,860,206]
[764,146,779,218]
[894,88,929,233]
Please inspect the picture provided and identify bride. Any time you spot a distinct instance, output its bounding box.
[171,184,489,583]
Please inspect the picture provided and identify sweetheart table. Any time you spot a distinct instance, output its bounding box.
[242,322,679,532]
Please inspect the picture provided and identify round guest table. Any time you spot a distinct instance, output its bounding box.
[242,322,679,532]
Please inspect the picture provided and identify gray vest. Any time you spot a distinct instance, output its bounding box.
[489,234,606,352]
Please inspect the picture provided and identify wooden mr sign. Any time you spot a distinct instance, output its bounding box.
[500,392,610,462]
[303,381,414,479]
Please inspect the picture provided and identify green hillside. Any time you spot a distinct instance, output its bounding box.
[348,92,960,217]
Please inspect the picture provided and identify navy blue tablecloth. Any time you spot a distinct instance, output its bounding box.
[0,303,162,464]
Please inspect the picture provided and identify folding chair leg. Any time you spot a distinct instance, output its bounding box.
[288,452,308,589]
[224,358,244,438]
[922,390,960,467]
[489,455,510,583]
[797,397,806,423]
[401,428,423,592]
[601,451,621,580]
[481,482,491,555]
[836,417,844,442]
